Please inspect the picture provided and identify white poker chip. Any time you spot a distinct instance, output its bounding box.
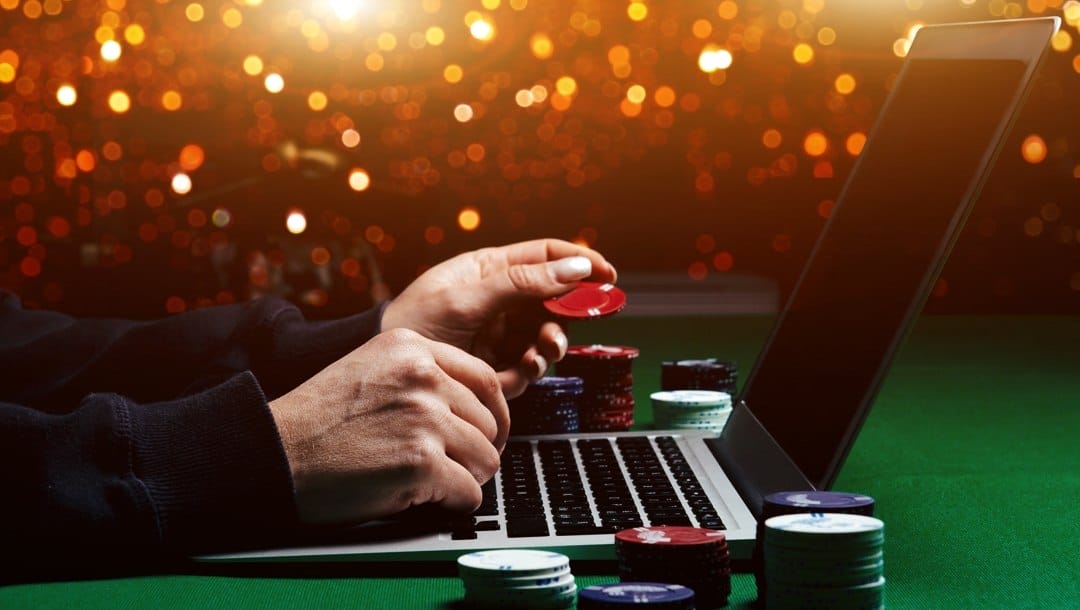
[458,550,570,576]
[651,390,732,406]
[765,512,884,536]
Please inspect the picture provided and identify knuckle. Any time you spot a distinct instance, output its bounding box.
[401,357,441,386]
[401,437,442,477]
[506,264,547,292]
[382,326,420,345]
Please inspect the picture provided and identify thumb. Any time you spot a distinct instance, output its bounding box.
[484,256,594,306]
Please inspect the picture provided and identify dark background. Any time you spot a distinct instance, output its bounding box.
[1,0,1077,318]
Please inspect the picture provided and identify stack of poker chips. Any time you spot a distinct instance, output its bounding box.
[660,358,738,394]
[578,582,696,609]
[763,513,886,610]
[754,491,876,605]
[650,390,734,432]
[557,345,639,432]
[615,526,731,608]
[457,549,577,609]
[509,376,583,435]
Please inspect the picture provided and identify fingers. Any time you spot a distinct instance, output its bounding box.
[425,338,511,451]
[431,451,487,513]
[497,239,618,284]
[536,321,568,364]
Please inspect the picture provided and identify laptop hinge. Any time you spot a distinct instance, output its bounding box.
[707,401,814,519]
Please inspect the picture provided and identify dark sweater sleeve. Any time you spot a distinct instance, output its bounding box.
[0,292,385,562]
[0,291,385,411]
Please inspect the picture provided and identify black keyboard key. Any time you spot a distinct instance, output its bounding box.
[475,520,501,532]
[507,517,549,538]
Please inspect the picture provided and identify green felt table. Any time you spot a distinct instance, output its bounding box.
[3,315,1078,609]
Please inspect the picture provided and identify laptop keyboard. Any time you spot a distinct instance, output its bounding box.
[454,436,726,540]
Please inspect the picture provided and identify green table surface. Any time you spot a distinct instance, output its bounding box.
[3,315,1078,609]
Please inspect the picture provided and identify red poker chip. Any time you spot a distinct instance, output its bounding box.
[544,282,627,319]
[615,526,728,547]
[565,344,640,360]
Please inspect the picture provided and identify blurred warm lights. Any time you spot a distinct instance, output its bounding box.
[107,90,131,114]
[458,208,481,231]
[468,16,495,41]
[161,90,183,111]
[804,131,828,157]
[792,43,814,64]
[1021,134,1048,164]
[264,72,284,93]
[845,132,867,156]
[443,64,463,83]
[698,46,733,73]
[453,103,474,122]
[286,210,308,234]
[308,90,328,111]
[834,73,856,95]
[170,172,193,195]
[185,3,205,22]
[530,33,554,59]
[329,0,364,20]
[100,40,122,62]
[179,144,205,171]
[348,168,371,191]
[341,129,361,148]
[242,55,264,76]
[56,85,77,107]
[627,2,648,21]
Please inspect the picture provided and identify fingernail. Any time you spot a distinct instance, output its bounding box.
[533,354,548,379]
[551,256,592,282]
[554,331,568,358]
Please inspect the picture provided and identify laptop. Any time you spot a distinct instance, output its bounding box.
[204,17,1060,564]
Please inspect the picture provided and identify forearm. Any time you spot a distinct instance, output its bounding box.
[0,372,297,557]
[0,291,385,411]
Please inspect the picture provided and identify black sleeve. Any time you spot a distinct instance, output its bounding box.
[0,372,296,557]
[0,292,386,567]
[0,291,385,412]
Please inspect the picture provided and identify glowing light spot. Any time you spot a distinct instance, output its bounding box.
[0,63,15,84]
[530,33,554,59]
[1024,216,1044,237]
[469,18,495,41]
[626,84,646,104]
[426,26,445,45]
[762,128,782,149]
[692,19,713,39]
[286,210,307,234]
[845,132,867,156]
[348,168,371,191]
[818,27,837,46]
[803,131,828,157]
[654,86,676,107]
[162,90,182,111]
[713,251,734,271]
[264,72,284,93]
[698,46,733,73]
[515,89,534,107]
[453,103,474,122]
[179,144,205,171]
[308,90,328,111]
[170,172,192,195]
[100,40,122,62]
[185,3,204,22]
[717,0,738,20]
[56,85,77,106]
[530,84,548,102]
[222,8,243,28]
[627,2,648,21]
[211,208,232,228]
[555,76,577,96]
[1051,30,1072,52]
[330,0,363,20]
[424,225,444,245]
[458,207,481,231]
[466,143,485,162]
[242,55,263,75]
[341,129,361,148]
[834,73,856,95]
[688,261,708,281]
[793,43,814,64]
[1021,134,1047,164]
[107,90,131,114]
[444,64,463,83]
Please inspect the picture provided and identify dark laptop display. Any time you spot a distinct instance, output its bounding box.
[741,33,1050,489]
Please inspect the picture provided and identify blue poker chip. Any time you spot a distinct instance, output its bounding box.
[579,582,694,608]
[763,491,875,518]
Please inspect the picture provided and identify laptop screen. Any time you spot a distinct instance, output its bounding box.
[739,57,1029,488]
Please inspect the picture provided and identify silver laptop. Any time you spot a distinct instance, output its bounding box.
[205,17,1059,564]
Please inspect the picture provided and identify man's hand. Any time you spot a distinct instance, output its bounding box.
[267,329,508,525]
[380,239,617,399]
